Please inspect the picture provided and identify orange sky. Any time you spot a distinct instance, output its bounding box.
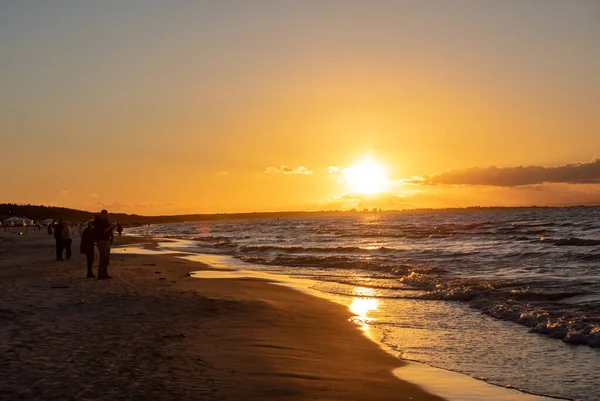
[1,1,599,215]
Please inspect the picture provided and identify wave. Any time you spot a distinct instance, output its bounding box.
[338,231,455,239]
[400,272,600,347]
[539,237,600,247]
[486,303,600,347]
[507,236,531,241]
[237,254,410,273]
[238,244,397,254]
[566,252,600,262]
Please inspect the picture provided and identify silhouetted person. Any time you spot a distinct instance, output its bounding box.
[62,222,73,261]
[108,229,114,265]
[54,219,64,260]
[80,222,95,278]
[94,210,114,279]
[47,224,53,235]
[116,223,123,237]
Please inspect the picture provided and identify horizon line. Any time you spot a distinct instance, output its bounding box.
[2,202,600,219]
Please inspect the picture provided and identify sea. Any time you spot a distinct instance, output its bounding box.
[128,207,600,401]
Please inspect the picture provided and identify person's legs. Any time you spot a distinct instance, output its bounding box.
[86,251,95,277]
[55,239,63,260]
[97,241,106,276]
[64,239,72,260]
[97,241,110,278]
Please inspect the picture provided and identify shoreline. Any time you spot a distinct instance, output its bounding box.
[1,230,444,400]
[181,255,562,401]
[117,235,563,400]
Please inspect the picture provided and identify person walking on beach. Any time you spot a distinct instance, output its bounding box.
[94,210,115,279]
[62,222,73,260]
[80,221,96,278]
[53,219,64,260]
[116,222,123,237]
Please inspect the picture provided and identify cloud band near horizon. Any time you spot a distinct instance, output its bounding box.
[410,158,600,186]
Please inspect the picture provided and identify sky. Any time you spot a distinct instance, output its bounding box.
[1,0,599,215]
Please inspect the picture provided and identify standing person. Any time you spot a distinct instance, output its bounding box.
[47,223,53,235]
[108,229,114,266]
[62,222,73,260]
[116,223,123,237]
[54,219,65,261]
[94,210,114,279]
[80,222,95,278]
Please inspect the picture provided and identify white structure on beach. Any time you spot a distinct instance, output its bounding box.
[2,217,34,226]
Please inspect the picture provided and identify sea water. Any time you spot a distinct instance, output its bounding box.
[129,207,600,400]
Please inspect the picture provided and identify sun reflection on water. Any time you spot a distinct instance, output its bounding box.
[348,286,380,339]
[349,297,379,318]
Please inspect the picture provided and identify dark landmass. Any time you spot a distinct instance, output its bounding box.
[1,203,599,225]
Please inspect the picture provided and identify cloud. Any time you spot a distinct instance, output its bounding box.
[133,202,175,209]
[60,190,68,196]
[265,165,313,175]
[93,201,130,210]
[216,171,228,176]
[410,158,600,187]
[91,201,175,211]
[89,193,99,198]
[328,166,339,173]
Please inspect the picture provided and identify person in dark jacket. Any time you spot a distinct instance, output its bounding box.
[53,219,64,261]
[94,210,115,279]
[80,222,95,278]
[62,222,73,261]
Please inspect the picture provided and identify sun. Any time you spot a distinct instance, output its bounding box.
[343,160,390,194]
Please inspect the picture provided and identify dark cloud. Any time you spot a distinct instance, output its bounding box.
[411,158,600,186]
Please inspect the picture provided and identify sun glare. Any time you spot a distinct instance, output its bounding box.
[343,160,390,194]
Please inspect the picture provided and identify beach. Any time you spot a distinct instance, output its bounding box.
[0,229,452,400]
[3,2,598,399]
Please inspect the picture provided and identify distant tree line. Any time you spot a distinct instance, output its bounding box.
[0,203,374,225]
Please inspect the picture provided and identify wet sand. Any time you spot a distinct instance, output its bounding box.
[0,230,445,400]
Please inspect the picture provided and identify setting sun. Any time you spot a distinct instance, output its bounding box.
[343,160,390,195]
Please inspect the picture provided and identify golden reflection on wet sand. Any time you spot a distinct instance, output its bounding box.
[348,286,380,339]
[349,297,379,318]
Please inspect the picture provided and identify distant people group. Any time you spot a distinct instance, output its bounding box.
[53,209,120,280]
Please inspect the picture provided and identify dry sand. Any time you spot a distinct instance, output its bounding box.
[0,230,445,401]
